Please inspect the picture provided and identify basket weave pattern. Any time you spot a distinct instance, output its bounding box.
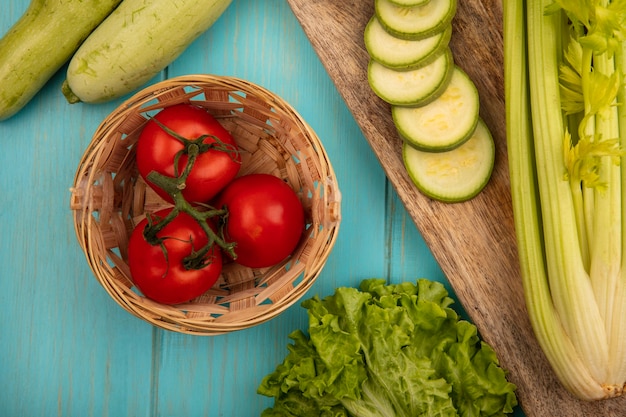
[70,75,341,335]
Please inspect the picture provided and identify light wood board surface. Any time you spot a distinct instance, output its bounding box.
[285,0,626,416]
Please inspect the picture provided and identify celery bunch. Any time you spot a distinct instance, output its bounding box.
[504,0,626,400]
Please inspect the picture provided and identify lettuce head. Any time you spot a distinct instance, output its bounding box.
[258,279,518,417]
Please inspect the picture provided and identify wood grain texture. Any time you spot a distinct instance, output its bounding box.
[285,0,626,416]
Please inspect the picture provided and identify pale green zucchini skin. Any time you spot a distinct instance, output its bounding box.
[62,0,233,104]
[0,0,122,121]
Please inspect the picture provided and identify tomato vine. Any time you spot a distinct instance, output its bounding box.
[139,116,240,269]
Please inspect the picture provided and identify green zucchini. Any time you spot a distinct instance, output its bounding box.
[392,66,480,152]
[367,48,454,107]
[375,0,457,40]
[402,118,495,203]
[388,0,431,5]
[364,16,452,70]
[0,0,122,121]
[62,0,233,104]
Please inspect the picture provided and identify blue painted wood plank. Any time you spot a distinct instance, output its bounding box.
[386,188,461,308]
[0,74,157,416]
[153,2,393,415]
[0,2,155,416]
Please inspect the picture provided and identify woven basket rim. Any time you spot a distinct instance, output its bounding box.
[70,74,341,335]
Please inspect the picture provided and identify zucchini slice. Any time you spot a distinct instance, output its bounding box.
[368,48,454,106]
[387,0,432,8]
[392,66,479,151]
[375,0,457,40]
[402,118,495,203]
[364,16,452,70]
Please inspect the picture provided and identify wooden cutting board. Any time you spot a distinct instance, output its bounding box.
[286,0,626,416]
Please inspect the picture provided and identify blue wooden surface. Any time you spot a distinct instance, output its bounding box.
[0,1,523,416]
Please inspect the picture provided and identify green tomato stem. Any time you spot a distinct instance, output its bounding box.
[140,124,239,270]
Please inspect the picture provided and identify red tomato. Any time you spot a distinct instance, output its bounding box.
[128,208,222,305]
[213,174,305,268]
[136,104,241,205]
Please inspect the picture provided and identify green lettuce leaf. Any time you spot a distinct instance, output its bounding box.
[258,279,518,417]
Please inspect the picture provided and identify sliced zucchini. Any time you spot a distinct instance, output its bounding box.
[364,16,452,70]
[388,0,431,6]
[375,0,457,40]
[392,66,479,151]
[368,49,453,106]
[402,118,495,203]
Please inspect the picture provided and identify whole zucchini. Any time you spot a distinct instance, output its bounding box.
[62,0,233,104]
[0,0,122,121]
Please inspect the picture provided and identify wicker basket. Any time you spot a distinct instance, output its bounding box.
[69,75,341,335]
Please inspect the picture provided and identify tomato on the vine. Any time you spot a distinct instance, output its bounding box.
[213,173,305,268]
[128,208,223,305]
[136,104,241,205]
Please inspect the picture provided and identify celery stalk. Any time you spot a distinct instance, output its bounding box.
[609,39,626,389]
[528,0,609,384]
[504,0,606,400]
[505,0,626,400]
